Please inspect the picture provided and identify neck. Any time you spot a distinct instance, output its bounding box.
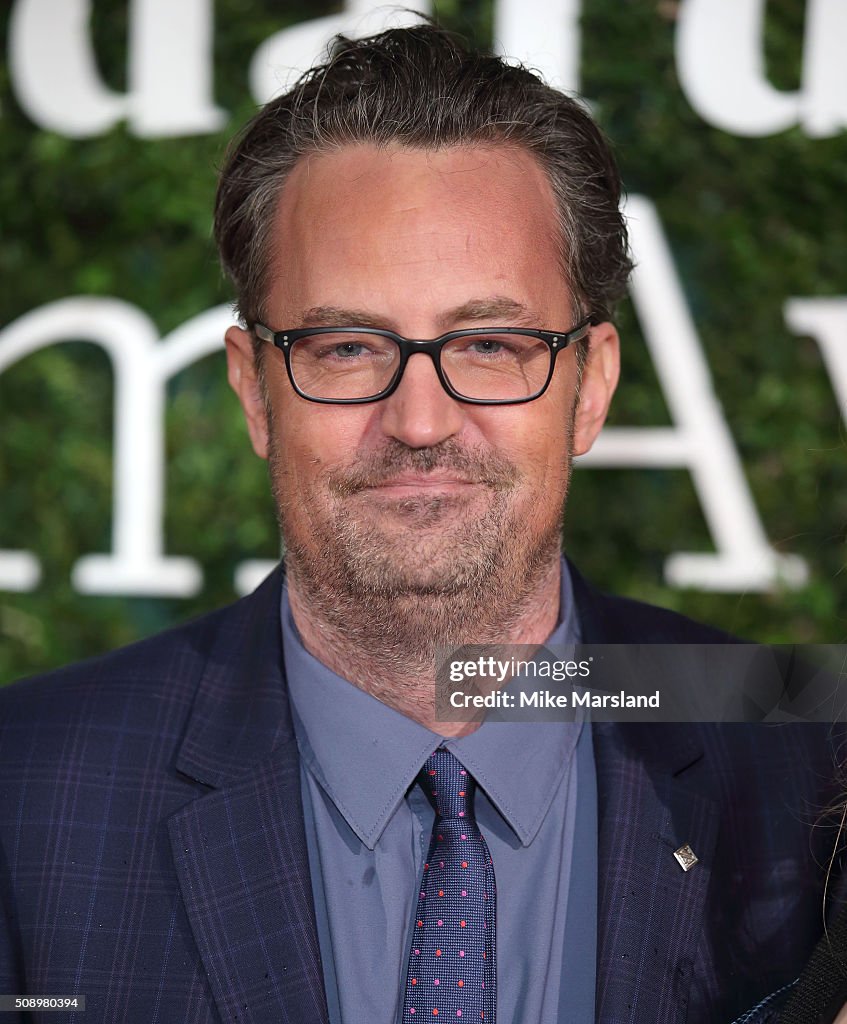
[286,554,563,736]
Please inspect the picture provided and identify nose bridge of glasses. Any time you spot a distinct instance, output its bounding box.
[401,335,449,353]
[394,338,450,393]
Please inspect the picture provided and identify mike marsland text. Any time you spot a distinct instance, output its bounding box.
[448,689,662,709]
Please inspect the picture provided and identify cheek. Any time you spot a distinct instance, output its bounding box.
[518,440,570,501]
[271,394,373,487]
[482,405,571,486]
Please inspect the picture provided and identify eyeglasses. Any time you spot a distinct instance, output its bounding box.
[253,316,595,405]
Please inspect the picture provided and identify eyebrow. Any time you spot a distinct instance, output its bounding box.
[297,297,541,332]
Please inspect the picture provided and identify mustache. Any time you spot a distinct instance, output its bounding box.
[326,440,519,495]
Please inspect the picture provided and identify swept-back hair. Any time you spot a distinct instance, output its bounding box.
[214,22,632,332]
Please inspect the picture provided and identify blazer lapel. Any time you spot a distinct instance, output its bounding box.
[570,560,721,1023]
[168,566,329,1024]
[593,723,719,1024]
[169,738,328,1024]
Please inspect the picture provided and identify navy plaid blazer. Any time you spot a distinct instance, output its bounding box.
[0,563,841,1023]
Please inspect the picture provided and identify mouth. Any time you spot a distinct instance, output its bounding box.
[361,474,481,498]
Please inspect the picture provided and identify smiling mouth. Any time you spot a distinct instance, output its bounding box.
[372,473,476,486]
[361,474,481,495]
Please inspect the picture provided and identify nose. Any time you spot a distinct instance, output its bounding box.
[378,352,465,449]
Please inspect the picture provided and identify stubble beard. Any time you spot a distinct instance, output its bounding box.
[270,429,572,709]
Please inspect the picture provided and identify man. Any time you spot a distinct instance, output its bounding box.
[0,23,840,1024]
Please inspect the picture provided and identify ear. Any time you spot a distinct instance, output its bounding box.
[572,321,620,457]
[225,326,270,460]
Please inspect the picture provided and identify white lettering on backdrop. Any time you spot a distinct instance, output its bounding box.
[676,0,847,138]
[581,197,807,591]
[0,300,229,595]
[9,0,225,137]
[9,0,846,139]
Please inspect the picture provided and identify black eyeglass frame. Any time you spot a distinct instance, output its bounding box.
[252,316,597,406]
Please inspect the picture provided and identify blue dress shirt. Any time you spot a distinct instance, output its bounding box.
[281,558,597,1023]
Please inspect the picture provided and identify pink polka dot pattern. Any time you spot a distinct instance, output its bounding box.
[402,748,496,1023]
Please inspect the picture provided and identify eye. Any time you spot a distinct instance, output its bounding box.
[306,336,389,360]
[449,334,531,359]
[467,339,509,354]
[331,342,369,358]
[296,331,397,363]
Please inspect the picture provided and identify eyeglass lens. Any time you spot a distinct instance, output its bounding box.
[289,331,552,401]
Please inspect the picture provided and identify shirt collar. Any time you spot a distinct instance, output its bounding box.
[281,558,581,850]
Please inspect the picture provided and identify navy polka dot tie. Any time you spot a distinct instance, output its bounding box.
[402,747,496,1022]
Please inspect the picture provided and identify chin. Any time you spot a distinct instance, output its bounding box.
[350,489,484,531]
[340,541,497,597]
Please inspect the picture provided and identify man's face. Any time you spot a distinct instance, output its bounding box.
[227,143,618,607]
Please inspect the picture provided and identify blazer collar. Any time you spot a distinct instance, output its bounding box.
[569,557,705,776]
[592,721,719,1024]
[175,563,292,789]
[569,557,618,644]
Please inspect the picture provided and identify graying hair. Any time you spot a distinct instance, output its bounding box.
[214,22,633,352]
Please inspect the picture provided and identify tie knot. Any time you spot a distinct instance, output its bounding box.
[418,747,476,820]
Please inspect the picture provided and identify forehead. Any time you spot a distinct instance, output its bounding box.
[265,142,569,327]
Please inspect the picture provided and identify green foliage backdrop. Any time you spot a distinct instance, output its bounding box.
[2,0,847,683]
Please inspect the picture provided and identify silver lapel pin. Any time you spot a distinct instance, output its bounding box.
[674,844,699,871]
